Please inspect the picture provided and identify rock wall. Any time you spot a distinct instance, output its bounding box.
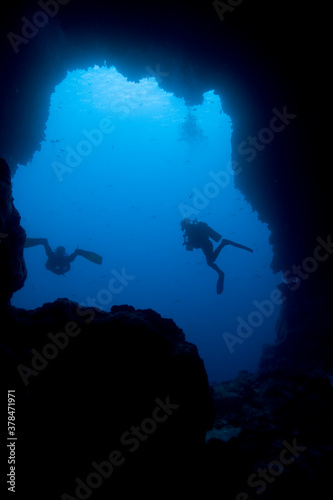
[3,299,215,497]
[205,369,333,498]
[0,1,331,496]
[1,0,330,377]
[0,159,27,306]
[0,161,214,497]
[0,1,329,273]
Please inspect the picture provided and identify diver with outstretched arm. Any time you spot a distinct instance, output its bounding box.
[180,218,253,294]
[24,238,103,276]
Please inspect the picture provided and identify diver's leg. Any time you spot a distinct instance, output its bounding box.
[211,239,253,262]
[201,240,214,261]
[24,238,41,248]
[68,249,79,263]
[207,260,225,294]
[211,240,229,262]
[222,239,253,253]
[41,239,53,257]
[203,241,225,294]
[24,237,53,257]
[25,237,46,248]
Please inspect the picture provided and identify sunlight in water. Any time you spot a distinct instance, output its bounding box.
[12,64,282,382]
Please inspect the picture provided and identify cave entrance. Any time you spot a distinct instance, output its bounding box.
[11,64,281,381]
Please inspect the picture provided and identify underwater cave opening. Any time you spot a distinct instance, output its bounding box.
[11,63,282,382]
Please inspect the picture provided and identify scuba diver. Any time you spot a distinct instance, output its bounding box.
[180,218,253,294]
[24,238,103,276]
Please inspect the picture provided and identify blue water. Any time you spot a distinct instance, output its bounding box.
[11,65,282,382]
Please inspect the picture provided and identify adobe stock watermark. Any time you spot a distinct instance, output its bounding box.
[17,314,91,387]
[223,289,284,354]
[178,161,242,218]
[61,396,180,500]
[236,438,307,499]
[223,234,333,354]
[282,235,333,291]
[111,63,170,120]
[145,64,170,83]
[178,105,296,219]
[237,106,297,162]
[17,268,135,386]
[213,0,245,23]
[52,118,115,182]
[79,267,135,311]
[52,63,170,183]
[7,0,72,54]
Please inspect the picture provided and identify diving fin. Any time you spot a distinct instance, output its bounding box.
[24,238,46,248]
[76,249,103,265]
[222,239,253,253]
[216,272,224,295]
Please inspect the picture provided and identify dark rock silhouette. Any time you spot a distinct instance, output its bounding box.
[3,297,215,497]
[205,369,333,498]
[1,159,332,498]
[0,1,328,277]
[0,159,26,307]
[0,1,332,497]
[0,166,214,496]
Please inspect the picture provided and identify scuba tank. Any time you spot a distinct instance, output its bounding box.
[182,219,222,250]
[201,222,222,242]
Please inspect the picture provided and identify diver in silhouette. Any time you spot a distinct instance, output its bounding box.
[180,218,253,294]
[24,238,103,276]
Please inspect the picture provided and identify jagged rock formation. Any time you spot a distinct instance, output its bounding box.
[260,282,333,375]
[1,1,328,278]
[3,298,215,497]
[0,163,214,497]
[0,159,26,306]
[1,1,331,497]
[205,370,333,498]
